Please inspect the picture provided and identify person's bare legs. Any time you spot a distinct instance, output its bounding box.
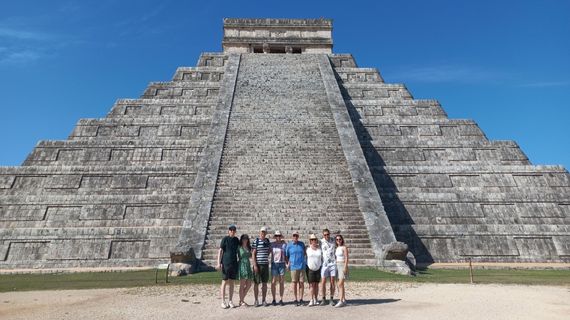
[292,281,298,301]
[228,280,234,304]
[245,280,252,302]
[271,276,277,302]
[220,280,227,305]
[338,278,345,302]
[299,280,305,301]
[279,275,284,301]
[261,282,268,303]
[320,277,326,301]
[253,282,259,304]
[329,277,336,300]
[239,279,245,303]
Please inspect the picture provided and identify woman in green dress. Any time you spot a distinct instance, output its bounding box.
[238,234,254,307]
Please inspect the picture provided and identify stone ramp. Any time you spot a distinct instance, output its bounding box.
[331,54,570,264]
[201,54,390,266]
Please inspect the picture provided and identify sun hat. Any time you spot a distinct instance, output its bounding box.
[274,230,282,236]
[309,233,318,240]
[260,226,267,232]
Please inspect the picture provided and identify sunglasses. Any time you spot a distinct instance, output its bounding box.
[336,238,342,241]
[323,233,330,236]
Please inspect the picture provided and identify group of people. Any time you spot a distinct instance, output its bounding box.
[217,225,349,309]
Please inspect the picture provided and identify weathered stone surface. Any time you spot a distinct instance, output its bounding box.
[0,18,568,271]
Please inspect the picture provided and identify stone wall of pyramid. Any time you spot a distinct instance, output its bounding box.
[330,54,570,264]
[0,18,569,271]
[0,54,230,269]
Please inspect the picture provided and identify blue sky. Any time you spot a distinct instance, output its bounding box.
[0,0,569,169]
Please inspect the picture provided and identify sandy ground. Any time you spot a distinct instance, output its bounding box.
[0,282,568,320]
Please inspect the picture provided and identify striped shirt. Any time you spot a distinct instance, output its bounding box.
[252,237,271,265]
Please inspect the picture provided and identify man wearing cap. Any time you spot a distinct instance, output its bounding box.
[286,231,306,306]
[252,226,271,307]
[217,224,240,309]
[270,230,287,306]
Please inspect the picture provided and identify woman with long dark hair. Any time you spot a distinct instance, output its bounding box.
[334,234,349,307]
[238,234,254,307]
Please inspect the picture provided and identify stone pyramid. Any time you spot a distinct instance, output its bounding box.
[0,18,568,272]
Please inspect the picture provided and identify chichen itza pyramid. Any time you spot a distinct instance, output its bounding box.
[1,18,568,272]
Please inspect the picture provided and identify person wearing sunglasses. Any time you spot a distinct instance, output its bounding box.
[306,233,322,306]
[319,228,336,306]
[334,234,349,307]
[270,230,287,306]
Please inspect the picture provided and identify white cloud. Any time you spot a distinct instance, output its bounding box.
[0,28,54,41]
[517,81,570,88]
[0,49,43,65]
[387,64,507,84]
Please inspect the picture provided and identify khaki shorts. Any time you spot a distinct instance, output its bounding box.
[290,269,305,282]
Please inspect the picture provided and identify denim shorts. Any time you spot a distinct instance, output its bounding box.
[271,262,286,276]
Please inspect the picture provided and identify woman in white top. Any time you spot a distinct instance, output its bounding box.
[306,234,322,306]
[334,234,349,307]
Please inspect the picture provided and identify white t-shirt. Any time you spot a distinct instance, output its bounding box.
[307,246,322,271]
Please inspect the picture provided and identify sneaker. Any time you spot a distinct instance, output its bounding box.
[330,299,335,306]
[308,299,315,307]
[319,299,327,306]
[293,300,299,306]
[228,301,235,308]
[299,299,305,305]
[335,301,346,308]
[221,300,229,309]
[254,300,260,307]
[272,300,277,306]
[262,301,268,307]
[279,300,284,306]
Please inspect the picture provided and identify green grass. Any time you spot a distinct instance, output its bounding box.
[1,267,569,292]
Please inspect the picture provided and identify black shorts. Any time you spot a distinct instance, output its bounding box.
[254,264,270,284]
[306,266,321,283]
[222,264,238,280]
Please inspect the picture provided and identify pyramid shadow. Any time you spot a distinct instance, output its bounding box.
[339,87,435,266]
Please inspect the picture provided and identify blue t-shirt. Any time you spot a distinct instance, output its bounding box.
[286,240,306,271]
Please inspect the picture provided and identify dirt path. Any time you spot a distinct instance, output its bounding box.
[0,282,568,320]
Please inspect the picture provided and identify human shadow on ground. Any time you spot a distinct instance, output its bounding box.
[346,298,401,306]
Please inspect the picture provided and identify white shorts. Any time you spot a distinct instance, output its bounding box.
[320,264,336,278]
[336,263,347,280]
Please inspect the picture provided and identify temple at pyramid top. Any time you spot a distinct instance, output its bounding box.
[222,18,333,53]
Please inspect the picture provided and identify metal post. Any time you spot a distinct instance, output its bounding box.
[469,258,474,284]
[166,264,170,283]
